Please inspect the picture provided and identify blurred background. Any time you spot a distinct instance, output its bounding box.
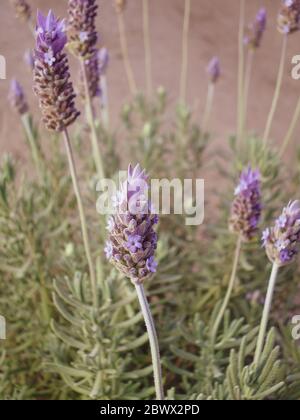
[0,0,299,161]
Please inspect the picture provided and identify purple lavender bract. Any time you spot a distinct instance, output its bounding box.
[105,164,159,284]
[8,79,28,115]
[245,8,267,49]
[262,200,300,267]
[278,0,300,34]
[229,167,262,242]
[33,11,80,131]
[207,57,220,84]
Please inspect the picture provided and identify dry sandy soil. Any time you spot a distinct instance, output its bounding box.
[0,0,300,161]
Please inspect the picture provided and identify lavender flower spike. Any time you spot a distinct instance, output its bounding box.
[67,0,98,59]
[33,10,80,131]
[105,164,159,284]
[8,79,28,116]
[79,50,101,100]
[207,57,221,84]
[245,8,267,49]
[262,200,300,267]
[11,0,31,22]
[278,0,300,34]
[98,47,110,75]
[229,167,262,242]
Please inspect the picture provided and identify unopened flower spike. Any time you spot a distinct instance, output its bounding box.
[11,0,31,22]
[105,164,159,284]
[229,167,262,242]
[245,8,267,49]
[8,79,28,116]
[33,10,80,132]
[67,0,98,59]
[278,0,300,34]
[262,200,300,267]
[207,57,220,84]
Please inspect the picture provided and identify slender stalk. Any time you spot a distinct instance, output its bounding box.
[263,35,288,146]
[135,283,164,400]
[243,49,254,139]
[81,60,105,180]
[237,0,246,146]
[254,263,279,365]
[63,129,98,308]
[211,235,242,345]
[280,95,300,157]
[21,113,43,180]
[117,10,137,96]
[143,0,152,97]
[202,82,215,135]
[100,75,110,130]
[180,0,191,104]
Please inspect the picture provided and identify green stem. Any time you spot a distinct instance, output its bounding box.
[117,11,137,96]
[237,0,246,147]
[254,263,279,365]
[143,0,153,97]
[81,60,105,180]
[211,235,242,345]
[100,75,110,130]
[279,94,300,157]
[63,129,98,309]
[202,82,215,135]
[243,49,254,140]
[135,283,164,400]
[180,0,191,104]
[263,35,288,146]
[21,113,43,181]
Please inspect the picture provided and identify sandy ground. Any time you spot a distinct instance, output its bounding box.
[0,0,300,161]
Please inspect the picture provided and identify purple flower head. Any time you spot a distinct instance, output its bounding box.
[262,200,300,266]
[105,164,159,284]
[79,50,101,100]
[229,166,262,241]
[278,0,300,34]
[36,10,67,60]
[99,48,110,75]
[34,10,80,131]
[146,256,158,274]
[245,8,267,49]
[67,0,98,59]
[207,57,221,84]
[8,79,28,115]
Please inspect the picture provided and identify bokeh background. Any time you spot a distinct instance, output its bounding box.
[0,0,299,161]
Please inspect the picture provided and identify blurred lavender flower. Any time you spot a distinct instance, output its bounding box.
[67,0,98,59]
[105,164,159,284]
[24,49,34,70]
[11,0,31,22]
[229,167,262,242]
[278,0,300,34]
[244,8,267,49]
[98,47,109,75]
[79,50,101,99]
[207,57,220,84]
[262,200,300,267]
[8,79,28,115]
[33,10,80,131]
